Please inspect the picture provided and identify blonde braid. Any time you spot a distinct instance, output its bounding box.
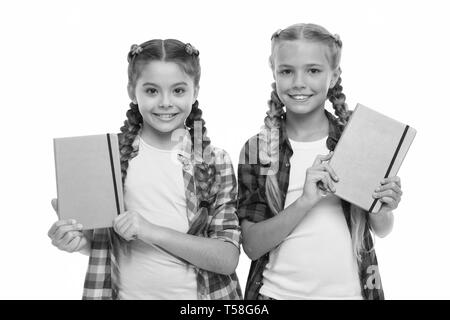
[261,83,284,214]
[328,76,352,127]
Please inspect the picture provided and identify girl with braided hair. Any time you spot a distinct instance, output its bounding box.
[237,23,403,300]
[48,39,242,300]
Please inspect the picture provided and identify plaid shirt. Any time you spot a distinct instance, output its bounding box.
[82,130,242,300]
[237,110,384,300]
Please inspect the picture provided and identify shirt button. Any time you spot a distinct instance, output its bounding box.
[285,163,290,167]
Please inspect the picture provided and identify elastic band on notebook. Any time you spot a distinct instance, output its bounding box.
[107,134,121,215]
[369,125,409,212]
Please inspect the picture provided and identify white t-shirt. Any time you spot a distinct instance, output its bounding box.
[260,136,362,300]
[117,137,197,300]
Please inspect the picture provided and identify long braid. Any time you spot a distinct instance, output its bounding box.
[119,102,142,185]
[185,100,210,153]
[110,102,143,257]
[262,83,285,214]
[185,100,218,236]
[328,76,352,127]
[264,83,284,128]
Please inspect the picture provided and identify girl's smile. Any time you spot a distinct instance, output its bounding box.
[152,112,180,121]
[287,93,314,102]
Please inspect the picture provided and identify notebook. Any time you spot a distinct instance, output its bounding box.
[328,104,416,213]
[53,133,124,229]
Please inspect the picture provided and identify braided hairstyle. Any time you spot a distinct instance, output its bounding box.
[185,100,211,159]
[185,99,216,236]
[264,23,368,261]
[119,102,142,184]
[120,39,214,236]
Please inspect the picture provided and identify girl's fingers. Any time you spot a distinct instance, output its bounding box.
[113,213,125,226]
[307,170,324,184]
[323,174,335,193]
[380,197,398,209]
[52,231,82,249]
[310,171,335,193]
[122,223,137,241]
[310,154,339,182]
[75,237,89,252]
[376,182,402,196]
[65,236,81,252]
[113,214,127,234]
[53,224,82,241]
[382,176,401,188]
[115,215,132,235]
[53,223,83,241]
[116,219,135,241]
[118,218,132,235]
[60,230,83,246]
[113,220,122,236]
[114,213,131,234]
[48,219,76,238]
[113,211,132,227]
[321,163,339,182]
[312,155,323,166]
[312,152,333,166]
[373,189,401,201]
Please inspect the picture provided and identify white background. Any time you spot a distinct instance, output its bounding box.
[1,0,448,299]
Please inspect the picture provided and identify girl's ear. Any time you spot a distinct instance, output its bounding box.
[269,57,276,80]
[127,84,137,103]
[330,67,342,88]
[193,86,200,102]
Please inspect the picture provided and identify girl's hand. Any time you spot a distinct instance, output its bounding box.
[48,220,87,253]
[372,176,402,215]
[299,152,339,208]
[113,210,157,242]
[48,199,89,253]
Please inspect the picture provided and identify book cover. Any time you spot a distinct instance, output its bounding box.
[328,104,416,213]
[53,133,124,229]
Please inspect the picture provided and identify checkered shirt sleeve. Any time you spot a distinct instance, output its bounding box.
[82,228,114,300]
[237,135,271,223]
[206,148,241,249]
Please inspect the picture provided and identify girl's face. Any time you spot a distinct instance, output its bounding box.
[272,39,340,116]
[131,61,198,135]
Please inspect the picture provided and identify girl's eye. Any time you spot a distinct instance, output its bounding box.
[174,88,185,95]
[146,88,158,95]
[308,68,321,74]
[279,69,292,75]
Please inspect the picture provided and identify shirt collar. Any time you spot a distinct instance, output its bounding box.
[279,109,343,151]
[133,127,196,170]
[175,128,193,161]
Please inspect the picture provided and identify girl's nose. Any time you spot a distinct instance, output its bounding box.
[159,94,172,108]
[292,72,306,88]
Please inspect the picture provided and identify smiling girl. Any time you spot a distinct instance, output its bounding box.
[237,23,403,300]
[48,39,242,300]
